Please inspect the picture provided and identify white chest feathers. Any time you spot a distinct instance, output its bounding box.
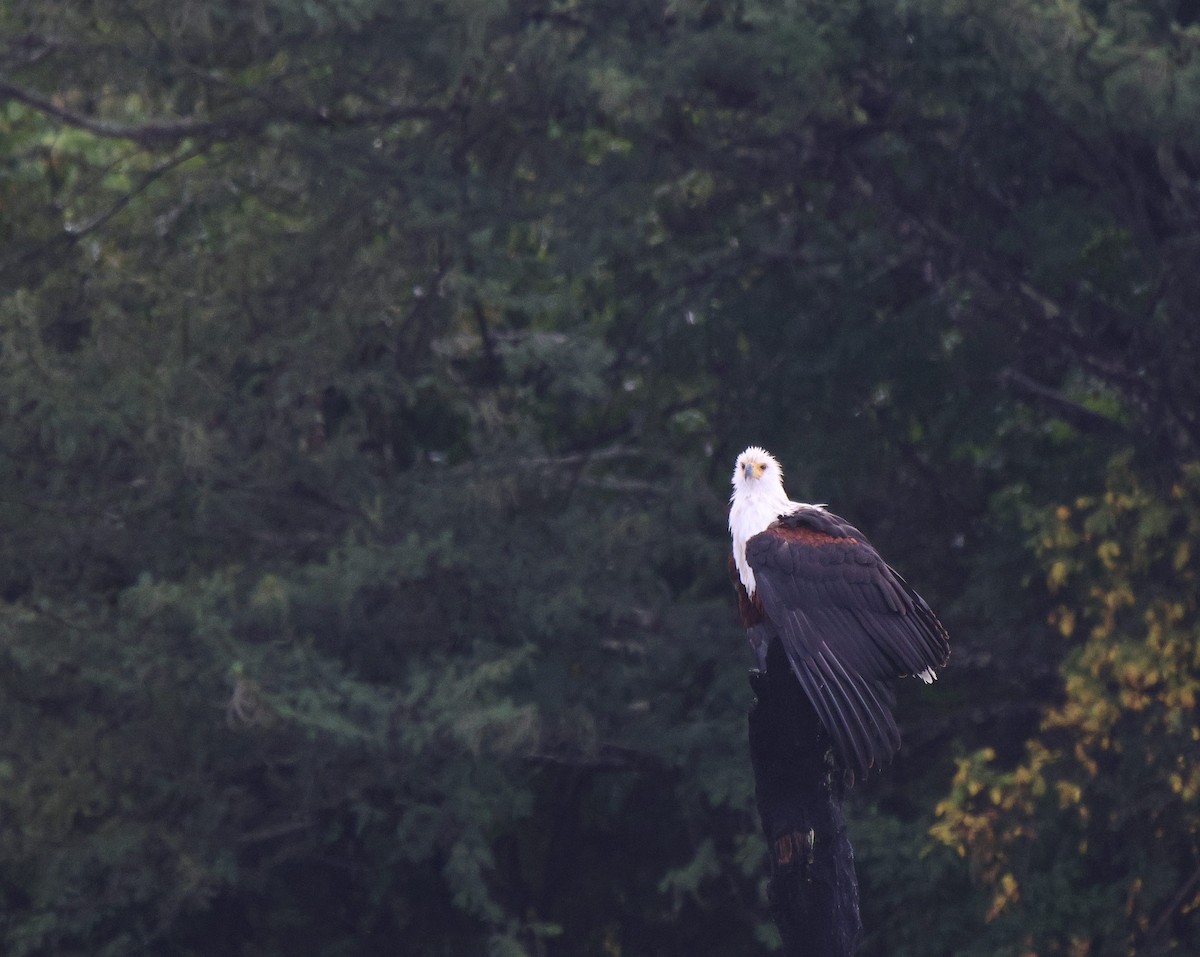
[729,488,796,595]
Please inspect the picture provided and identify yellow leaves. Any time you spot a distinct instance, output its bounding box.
[965,458,1200,941]
[1168,761,1200,802]
[1055,781,1082,809]
[933,745,1049,902]
[1125,877,1143,917]
[1073,743,1099,782]
[1122,661,1158,686]
[1167,684,1196,712]
[1044,673,1118,746]
[985,872,1020,922]
[1047,560,1070,592]
[1144,612,1163,647]
[1100,583,1134,613]
[927,812,962,856]
[1112,659,1161,712]
[928,808,991,860]
[1067,936,1091,957]
[1085,582,1135,641]
[1058,608,1077,637]
[932,750,1006,858]
[1096,539,1120,569]
[1048,607,1076,637]
[1102,489,1137,511]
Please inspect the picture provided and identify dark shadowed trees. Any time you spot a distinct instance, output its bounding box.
[2,0,1200,954]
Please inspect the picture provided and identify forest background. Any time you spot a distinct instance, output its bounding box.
[3,0,1200,954]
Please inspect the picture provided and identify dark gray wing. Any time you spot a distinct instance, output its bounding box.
[745,507,950,777]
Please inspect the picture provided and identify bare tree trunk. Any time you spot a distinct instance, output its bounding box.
[748,637,862,957]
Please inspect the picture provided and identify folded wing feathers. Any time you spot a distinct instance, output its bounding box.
[747,515,950,774]
[789,644,901,778]
[793,658,871,776]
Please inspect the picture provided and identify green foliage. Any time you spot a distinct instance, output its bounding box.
[934,455,1200,955]
[3,0,1200,954]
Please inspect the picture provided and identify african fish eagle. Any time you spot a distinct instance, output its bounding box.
[729,446,950,778]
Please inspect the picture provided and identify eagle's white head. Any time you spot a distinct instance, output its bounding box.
[731,445,784,496]
[729,446,797,593]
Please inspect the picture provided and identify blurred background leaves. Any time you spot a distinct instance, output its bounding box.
[2,0,1199,954]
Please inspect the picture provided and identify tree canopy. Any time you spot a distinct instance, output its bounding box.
[2,0,1199,954]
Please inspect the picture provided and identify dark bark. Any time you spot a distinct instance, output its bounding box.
[0,79,445,147]
[749,637,862,957]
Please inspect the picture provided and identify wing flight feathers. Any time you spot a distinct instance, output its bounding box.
[745,508,950,775]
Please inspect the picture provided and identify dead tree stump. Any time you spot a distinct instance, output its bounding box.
[748,636,862,957]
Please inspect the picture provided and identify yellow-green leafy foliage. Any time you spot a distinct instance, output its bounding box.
[6,0,1200,953]
[934,454,1200,954]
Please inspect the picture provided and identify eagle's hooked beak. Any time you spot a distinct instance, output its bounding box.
[744,462,764,480]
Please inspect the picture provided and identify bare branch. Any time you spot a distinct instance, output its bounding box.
[0,78,446,146]
[997,367,1128,437]
[525,744,666,772]
[235,818,317,845]
[1145,861,1200,948]
[64,142,210,238]
[0,78,266,145]
[0,33,68,69]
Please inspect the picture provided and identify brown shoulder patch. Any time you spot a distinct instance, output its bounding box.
[773,524,857,547]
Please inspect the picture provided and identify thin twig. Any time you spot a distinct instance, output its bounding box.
[1145,860,1200,947]
[0,76,449,148]
[0,78,266,145]
[65,141,210,238]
